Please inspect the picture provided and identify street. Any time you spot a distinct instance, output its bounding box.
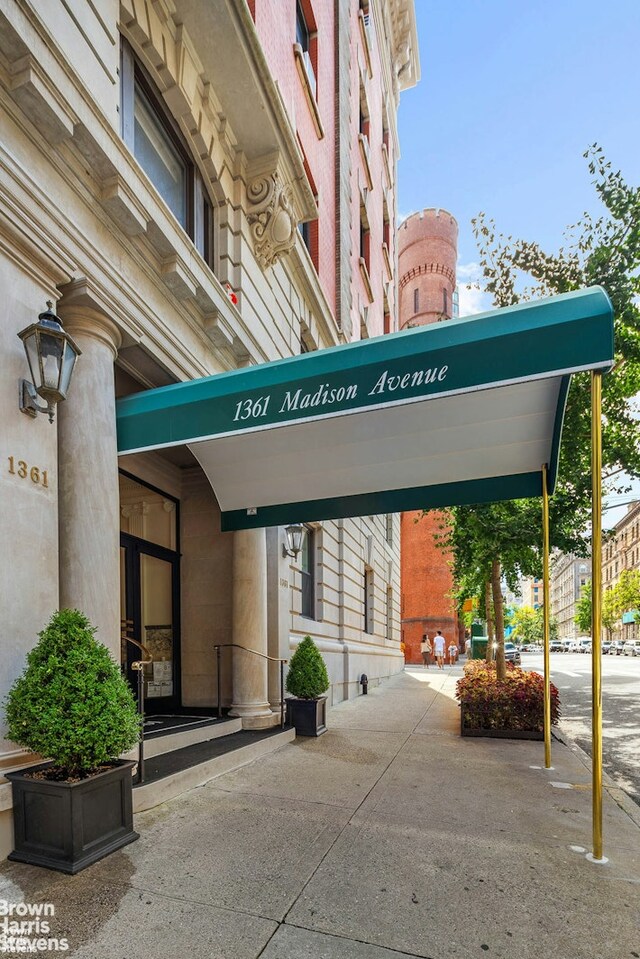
[522,650,640,805]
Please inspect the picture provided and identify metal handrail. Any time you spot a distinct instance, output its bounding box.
[121,620,152,784]
[213,643,288,729]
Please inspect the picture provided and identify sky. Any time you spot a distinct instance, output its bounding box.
[397,1,640,524]
[397,0,640,317]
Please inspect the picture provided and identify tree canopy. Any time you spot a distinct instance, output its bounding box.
[577,570,640,638]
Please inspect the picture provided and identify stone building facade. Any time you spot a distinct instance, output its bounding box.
[520,576,544,610]
[603,501,640,643]
[397,209,463,663]
[0,0,419,855]
[550,553,591,640]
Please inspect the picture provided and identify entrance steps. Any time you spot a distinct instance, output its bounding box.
[132,721,295,813]
[135,715,243,760]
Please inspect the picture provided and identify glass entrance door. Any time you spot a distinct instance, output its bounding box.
[119,471,180,712]
[120,536,180,712]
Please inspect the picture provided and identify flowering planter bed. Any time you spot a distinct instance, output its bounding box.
[456,660,559,741]
[460,713,543,740]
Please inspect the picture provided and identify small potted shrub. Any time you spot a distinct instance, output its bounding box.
[5,609,141,873]
[285,635,330,736]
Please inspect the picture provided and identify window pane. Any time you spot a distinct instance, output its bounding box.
[296,2,309,49]
[134,87,187,227]
[141,555,174,699]
[301,528,314,619]
[119,473,177,550]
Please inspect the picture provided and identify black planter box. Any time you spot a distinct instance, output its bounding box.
[6,759,138,874]
[460,711,543,740]
[286,696,327,736]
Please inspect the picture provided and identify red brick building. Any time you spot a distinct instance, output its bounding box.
[252,0,405,341]
[398,210,464,663]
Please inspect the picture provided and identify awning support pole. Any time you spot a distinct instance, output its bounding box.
[591,370,604,861]
[542,462,551,769]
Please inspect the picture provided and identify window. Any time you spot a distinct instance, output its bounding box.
[386,586,393,640]
[298,220,311,253]
[360,223,370,271]
[120,40,214,268]
[385,513,393,545]
[295,1,317,98]
[413,289,419,313]
[364,567,374,633]
[301,526,315,619]
[443,287,448,316]
[359,100,369,140]
[296,1,310,51]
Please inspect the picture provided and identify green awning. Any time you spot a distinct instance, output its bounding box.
[116,287,614,531]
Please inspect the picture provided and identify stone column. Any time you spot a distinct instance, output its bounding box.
[230,528,277,728]
[57,306,122,659]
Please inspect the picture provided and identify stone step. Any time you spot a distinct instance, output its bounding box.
[125,716,242,761]
[132,727,295,813]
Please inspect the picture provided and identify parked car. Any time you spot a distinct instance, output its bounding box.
[622,640,640,657]
[504,642,521,665]
[562,639,574,653]
[611,641,626,656]
[577,638,592,654]
[550,639,564,652]
[602,641,613,654]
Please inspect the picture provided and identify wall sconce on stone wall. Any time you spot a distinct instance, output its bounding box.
[18,303,81,424]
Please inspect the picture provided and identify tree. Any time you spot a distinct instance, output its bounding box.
[510,605,557,645]
[577,572,640,639]
[441,148,640,678]
[602,586,620,640]
[575,580,592,635]
[615,569,640,620]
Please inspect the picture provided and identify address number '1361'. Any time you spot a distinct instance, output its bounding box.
[7,456,49,487]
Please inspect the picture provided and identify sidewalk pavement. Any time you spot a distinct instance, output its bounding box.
[1,665,639,959]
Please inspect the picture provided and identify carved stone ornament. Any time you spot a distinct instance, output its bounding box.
[247,173,297,269]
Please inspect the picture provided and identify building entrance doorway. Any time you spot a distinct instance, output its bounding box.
[119,471,180,713]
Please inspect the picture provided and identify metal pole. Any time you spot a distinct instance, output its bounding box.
[216,646,222,720]
[137,667,145,784]
[280,660,285,729]
[542,463,552,769]
[591,370,604,861]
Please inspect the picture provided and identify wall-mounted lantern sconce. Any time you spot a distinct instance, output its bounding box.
[282,523,304,559]
[18,303,81,424]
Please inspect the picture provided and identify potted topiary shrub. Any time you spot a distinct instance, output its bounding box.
[4,608,142,873]
[285,635,330,736]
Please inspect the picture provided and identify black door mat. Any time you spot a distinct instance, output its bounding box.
[134,727,290,786]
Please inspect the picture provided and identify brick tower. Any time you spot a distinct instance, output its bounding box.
[398,209,463,664]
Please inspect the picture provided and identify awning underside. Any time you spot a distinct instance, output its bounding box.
[190,377,563,527]
[116,287,614,530]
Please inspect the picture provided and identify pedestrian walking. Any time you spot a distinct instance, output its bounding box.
[420,634,431,667]
[434,630,445,669]
[448,642,457,665]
